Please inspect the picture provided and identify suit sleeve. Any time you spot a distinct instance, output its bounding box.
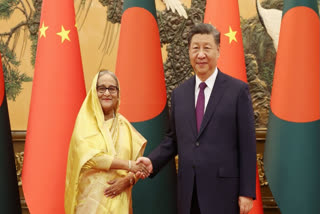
[237,84,256,199]
[148,90,178,177]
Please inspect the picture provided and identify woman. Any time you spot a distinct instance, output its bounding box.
[65,70,148,214]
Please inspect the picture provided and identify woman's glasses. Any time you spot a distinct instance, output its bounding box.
[96,85,119,95]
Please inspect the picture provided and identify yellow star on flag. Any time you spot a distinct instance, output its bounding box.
[56,26,71,43]
[224,26,237,44]
[39,22,49,38]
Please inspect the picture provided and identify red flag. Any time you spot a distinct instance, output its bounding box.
[204,1,263,213]
[204,0,247,81]
[21,0,86,213]
[252,164,264,214]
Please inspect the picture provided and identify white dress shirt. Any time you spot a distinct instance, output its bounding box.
[195,68,218,112]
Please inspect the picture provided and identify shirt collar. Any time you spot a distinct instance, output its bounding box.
[195,67,218,90]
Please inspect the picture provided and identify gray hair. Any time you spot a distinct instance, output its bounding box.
[187,23,220,47]
[98,70,119,88]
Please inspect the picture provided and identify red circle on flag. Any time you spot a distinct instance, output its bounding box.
[116,7,167,122]
[271,7,320,122]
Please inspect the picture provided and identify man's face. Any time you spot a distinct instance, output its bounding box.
[189,33,220,80]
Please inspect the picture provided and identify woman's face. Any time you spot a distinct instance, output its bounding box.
[96,74,119,116]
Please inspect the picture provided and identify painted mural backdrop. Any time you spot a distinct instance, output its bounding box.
[1,0,319,129]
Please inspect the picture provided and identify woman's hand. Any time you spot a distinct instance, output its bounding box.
[104,177,130,198]
[129,161,150,177]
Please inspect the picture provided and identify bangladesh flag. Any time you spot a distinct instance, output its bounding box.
[0,53,22,213]
[115,0,177,213]
[264,0,320,213]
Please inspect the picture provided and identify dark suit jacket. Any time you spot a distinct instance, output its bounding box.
[149,70,256,214]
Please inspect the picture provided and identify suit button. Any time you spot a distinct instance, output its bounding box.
[195,142,200,147]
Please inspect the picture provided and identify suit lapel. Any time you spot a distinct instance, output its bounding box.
[185,76,198,138]
[198,70,227,138]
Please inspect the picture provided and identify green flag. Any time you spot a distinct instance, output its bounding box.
[264,0,320,213]
[115,0,177,213]
[0,53,22,213]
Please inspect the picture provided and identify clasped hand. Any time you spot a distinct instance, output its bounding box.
[104,160,151,198]
[135,157,153,179]
[129,160,150,177]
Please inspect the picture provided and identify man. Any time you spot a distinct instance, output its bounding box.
[137,23,256,214]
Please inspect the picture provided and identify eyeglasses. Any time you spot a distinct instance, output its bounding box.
[96,85,119,95]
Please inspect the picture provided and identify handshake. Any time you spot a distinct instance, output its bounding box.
[129,157,153,179]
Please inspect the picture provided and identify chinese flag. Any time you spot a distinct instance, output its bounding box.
[21,0,86,213]
[204,1,264,213]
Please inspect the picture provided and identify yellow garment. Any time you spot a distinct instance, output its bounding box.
[65,73,146,214]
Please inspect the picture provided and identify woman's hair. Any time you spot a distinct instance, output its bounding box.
[97,70,119,87]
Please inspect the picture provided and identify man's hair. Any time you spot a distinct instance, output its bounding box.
[187,23,220,47]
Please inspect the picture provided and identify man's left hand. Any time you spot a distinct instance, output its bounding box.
[238,196,253,214]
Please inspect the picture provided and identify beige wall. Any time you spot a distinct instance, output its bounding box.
[4,0,258,130]
[1,0,34,131]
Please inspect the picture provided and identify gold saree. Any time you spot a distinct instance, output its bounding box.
[65,73,146,214]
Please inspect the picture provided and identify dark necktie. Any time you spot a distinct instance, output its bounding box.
[196,82,207,132]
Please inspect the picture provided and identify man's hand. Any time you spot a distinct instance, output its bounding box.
[238,196,253,214]
[136,157,153,179]
[129,161,149,176]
